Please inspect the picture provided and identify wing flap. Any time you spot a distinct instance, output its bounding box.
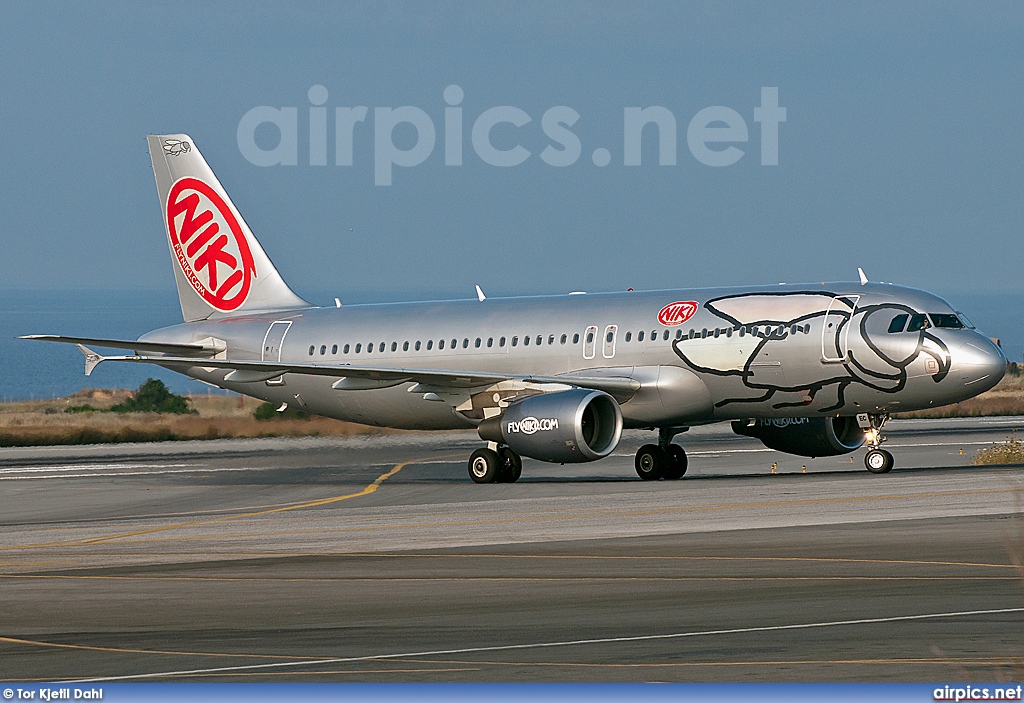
[80,353,642,395]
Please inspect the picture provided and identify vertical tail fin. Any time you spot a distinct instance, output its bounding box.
[147,134,309,322]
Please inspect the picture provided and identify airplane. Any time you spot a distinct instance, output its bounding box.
[24,134,1007,483]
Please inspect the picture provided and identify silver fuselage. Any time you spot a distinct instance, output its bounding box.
[139,282,1006,431]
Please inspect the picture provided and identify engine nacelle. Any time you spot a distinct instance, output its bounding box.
[732,416,865,457]
[478,389,623,463]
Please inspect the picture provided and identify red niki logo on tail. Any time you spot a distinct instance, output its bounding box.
[166,178,256,312]
[658,301,699,326]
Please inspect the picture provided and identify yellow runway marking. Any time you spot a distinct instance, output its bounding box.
[44,485,1024,548]
[4,552,1014,570]
[402,656,1024,669]
[0,635,319,660]
[2,455,449,551]
[0,575,1016,583]
[0,668,479,682]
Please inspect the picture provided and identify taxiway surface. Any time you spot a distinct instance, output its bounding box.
[2,417,1023,682]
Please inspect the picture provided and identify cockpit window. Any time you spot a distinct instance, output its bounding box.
[929,313,965,329]
[956,312,975,329]
[887,314,908,333]
[906,313,930,332]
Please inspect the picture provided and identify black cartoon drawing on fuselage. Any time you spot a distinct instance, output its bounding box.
[671,291,951,413]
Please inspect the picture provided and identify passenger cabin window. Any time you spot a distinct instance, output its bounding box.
[379,342,385,352]
[572,333,579,344]
[524,335,530,346]
[512,336,518,347]
[427,340,433,350]
[907,314,930,332]
[344,344,350,354]
[475,338,481,348]
[464,338,470,348]
[548,335,555,345]
[439,339,446,350]
[308,345,314,356]
[415,341,421,351]
[403,341,409,351]
[625,331,632,342]
[355,343,362,353]
[536,335,542,345]
[500,337,506,347]
[638,331,645,342]
[331,344,338,354]
[560,334,567,344]
[929,314,965,329]
[366,343,373,353]
[391,342,397,352]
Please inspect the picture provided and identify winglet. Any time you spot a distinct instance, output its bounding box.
[475,285,486,302]
[857,267,868,285]
[75,344,106,376]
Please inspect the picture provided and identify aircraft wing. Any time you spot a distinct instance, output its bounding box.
[20,335,218,357]
[69,350,642,395]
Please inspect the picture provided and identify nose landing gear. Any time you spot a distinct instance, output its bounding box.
[635,427,688,480]
[860,413,894,474]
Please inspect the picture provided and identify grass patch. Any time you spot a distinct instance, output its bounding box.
[253,401,310,421]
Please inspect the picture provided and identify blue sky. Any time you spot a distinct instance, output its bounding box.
[2,1,1023,305]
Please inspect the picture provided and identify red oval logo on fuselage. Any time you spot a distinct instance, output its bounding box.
[166,177,255,312]
[658,301,699,326]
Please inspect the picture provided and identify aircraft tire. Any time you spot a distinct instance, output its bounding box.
[496,448,523,483]
[661,444,688,480]
[635,444,667,480]
[469,448,502,483]
[864,449,894,474]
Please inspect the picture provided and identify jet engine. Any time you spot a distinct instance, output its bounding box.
[478,389,623,463]
[732,416,865,457]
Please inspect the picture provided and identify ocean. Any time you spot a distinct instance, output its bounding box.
[1,288,1021,402]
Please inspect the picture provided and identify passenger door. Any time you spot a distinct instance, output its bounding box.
[583,325,598,360]
[602,325,618,359]
[262,321,291,385]
[821,296,859,362]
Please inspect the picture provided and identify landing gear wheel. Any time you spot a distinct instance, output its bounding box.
[864,449,894,474]
[662,444,688,480]
[496,447,523,483]
[468,448,501,483]
[635,444,668,480]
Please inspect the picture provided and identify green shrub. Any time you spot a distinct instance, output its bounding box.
[110,379,195,414]
[974,434,1024,465]
[65,404,97,413]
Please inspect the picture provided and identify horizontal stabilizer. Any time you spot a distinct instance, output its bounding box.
[20,335,218,357]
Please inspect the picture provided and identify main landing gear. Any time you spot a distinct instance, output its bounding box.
[635,427,688,481]
[468,445,523,484]
[860,413,894,474]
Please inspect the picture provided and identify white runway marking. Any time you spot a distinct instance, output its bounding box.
[69,605,1024,682]
[0,466,269,481]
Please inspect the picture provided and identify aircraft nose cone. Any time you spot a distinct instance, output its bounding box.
[956,336,1005,393]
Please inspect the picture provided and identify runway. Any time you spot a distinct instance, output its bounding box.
[2,416,1024,682]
